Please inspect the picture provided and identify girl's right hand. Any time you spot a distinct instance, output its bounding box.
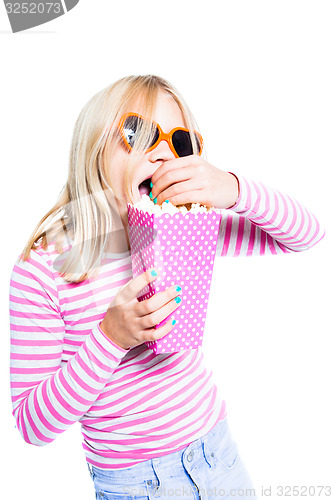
[99,268,182,350]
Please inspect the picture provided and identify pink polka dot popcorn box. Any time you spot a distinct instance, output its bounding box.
[127,196,222,354]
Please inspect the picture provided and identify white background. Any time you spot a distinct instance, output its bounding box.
[0,1,332,499]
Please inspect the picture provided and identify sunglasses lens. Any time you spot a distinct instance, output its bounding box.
[172,130,202,157]
[150,127,160,149]
[172,130,192,157]
[123,115,141,148]
[123,115,159,150]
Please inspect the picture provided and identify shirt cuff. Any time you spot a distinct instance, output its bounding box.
[227,173,252,213]
[227,172,241,209]
[97,322,130,354]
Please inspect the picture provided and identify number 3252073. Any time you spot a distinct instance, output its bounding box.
[5,3,61,14]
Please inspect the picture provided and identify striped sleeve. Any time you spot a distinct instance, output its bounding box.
[9,250,129,446]
[217,175,325,257]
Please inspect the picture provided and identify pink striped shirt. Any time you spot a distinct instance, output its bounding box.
[9,175,324,469]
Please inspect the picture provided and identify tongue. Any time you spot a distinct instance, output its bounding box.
[139,179,151,196]
[139,185,150,196]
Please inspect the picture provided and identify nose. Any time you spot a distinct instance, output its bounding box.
[148,139,176,162]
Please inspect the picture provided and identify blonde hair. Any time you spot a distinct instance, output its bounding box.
[20,75,202,283]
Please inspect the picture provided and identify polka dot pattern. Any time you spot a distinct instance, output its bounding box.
[127,205,222,354]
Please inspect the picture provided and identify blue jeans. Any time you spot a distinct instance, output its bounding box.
[87,418,258,499]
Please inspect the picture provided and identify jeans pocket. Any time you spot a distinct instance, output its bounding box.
[215,437,240,471]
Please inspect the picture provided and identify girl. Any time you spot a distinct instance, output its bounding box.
[9,75,324,500]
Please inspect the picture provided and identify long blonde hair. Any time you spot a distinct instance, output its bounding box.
[20,75,202,283]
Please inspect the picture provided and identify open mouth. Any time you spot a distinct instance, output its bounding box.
[138,177,152,197]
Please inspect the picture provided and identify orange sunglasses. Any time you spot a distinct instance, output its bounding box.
[117,112,203,158]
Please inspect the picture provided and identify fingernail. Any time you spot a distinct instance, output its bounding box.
[172,319,177,326]
[174,296,182,304]
[149,192,153,199]
[151,269,158,277]
[150,181,153,188]
[175,285,182,292]
[153,197,157,204]
[165,199,170,203]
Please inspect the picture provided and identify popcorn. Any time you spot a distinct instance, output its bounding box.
[133,194,218,216]
[127,196,222,354]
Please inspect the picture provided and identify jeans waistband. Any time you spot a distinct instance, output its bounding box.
[89,418,228,481]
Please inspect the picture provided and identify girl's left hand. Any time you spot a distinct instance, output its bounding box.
[150,156,239,210]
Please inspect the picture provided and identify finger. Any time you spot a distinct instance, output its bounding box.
[139,293,183,330]
[143,317,178,343]
[136,283,182,317]
[117,267,159,304]
[151,166,194,201]
[151,156,194,188]
[168,189,207,206]
[158,179,205,205]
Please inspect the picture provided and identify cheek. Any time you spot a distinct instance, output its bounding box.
[107,150,128,191]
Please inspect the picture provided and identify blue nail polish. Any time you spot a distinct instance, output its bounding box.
[150,181,153,188]
[174,296,181,304]
[151,269,158,277]
[154,197,157,204]
[175,285,182,292]
[165,199,170,203]
[172,319,177,326]
[149,192,153,199]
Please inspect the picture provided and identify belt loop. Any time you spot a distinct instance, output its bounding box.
[202,434,217,469]
[151,457,163,496]
[87,462,95,480]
